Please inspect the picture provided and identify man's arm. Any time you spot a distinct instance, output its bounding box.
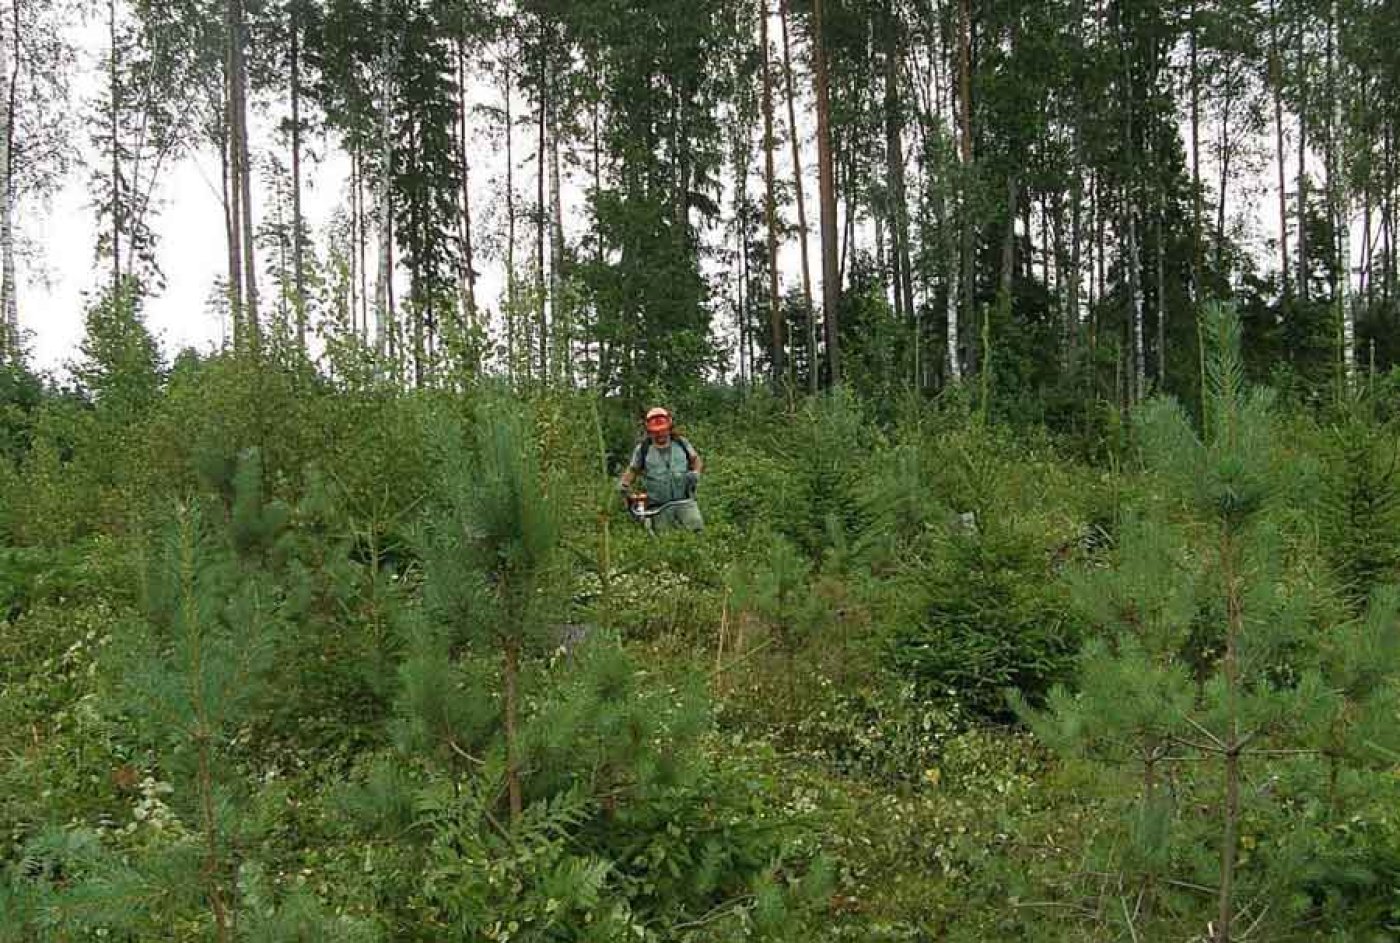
[618,444,645,493]
[685,443,703,500]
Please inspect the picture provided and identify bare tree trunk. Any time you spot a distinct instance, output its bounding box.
[1156,207,1166,387]
[407,116,426,387]
[1094,170,1105,316]
[1271,0,1290,304]
[290,17,307,350]
[737,154,751,388]
[273,170,290,326]
[549,78,567,384]
[1130,201,1145,403]
[779,0,817,392]
[1190,0,1203,302]
[1000,176,1017,313]
[457,40,478,329]
[591,84,605,384]
[1363,186,1373,308]
[504,52,517,377]
[348,150,359,338]
[356,149,370,339]
[875,200,890,312]
[1297,20,1309,302]
[231,0,258,349]
[375,33,394,359]
[222,16,245,349]
[883,9,915,363]
[813,0,841,386]
[945,199,961,383]
[109,0,121,299]
[1386,125,1395,305]
[1215,60,1234,277]
[1331,0,1353,383]
[535,37,548,383]
[760,2,784,386]
[838,143,854,287]
[1069,120,1084,358]
[0,0,16,358]
[957,0,975,374]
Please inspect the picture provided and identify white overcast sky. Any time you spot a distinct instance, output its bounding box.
[18,10,508,376]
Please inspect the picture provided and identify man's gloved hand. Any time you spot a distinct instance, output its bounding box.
[685,470,700,495]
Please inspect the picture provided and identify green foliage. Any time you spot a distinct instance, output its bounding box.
[73,280,162,422]
[0,363,44,467]
[1022,304,1400,940]
[1313,406,1400,604]
[729,530,826,664]
[12,307,1400,941]
[419,398,564,649]
[890,520,1083,719]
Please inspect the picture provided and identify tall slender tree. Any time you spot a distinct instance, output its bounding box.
[0,0,14,358]
[1330,0,1353,383]
[779,0,817,392]
[760,1,784,386]
[229,0,258,350]
[812,0,840,387]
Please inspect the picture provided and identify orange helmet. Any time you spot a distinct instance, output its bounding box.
[644,406,672,433]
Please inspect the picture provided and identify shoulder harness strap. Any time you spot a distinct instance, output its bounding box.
[637,436,694,467]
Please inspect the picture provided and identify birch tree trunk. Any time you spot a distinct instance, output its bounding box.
[356,148,370,339]
[1332,0,1353,382]
[1190,0,1203,302]
[349,149,359,338]
[108,0,121,299]
[957,0,975,375]
[549,87,566,384]
[290,17,307,350]
[535,41,547,382]
[0,2,15,359]
[883,11,915,370]
[945,191,962,383]
[1215,59,1234,276]
[813,0,840,386]
[1128,194,1145,403]
[1386,126,1396,305]
[1270,0,1290,304]
[375,34,394,358]
[456,39,478,330]
[231,0,258,349]
[1156,207,1166,387]
[779,0,817,391]
[1000,175,1017,315]
[504,52,517,378]
[1069,117,1083,359]
[1297,21,1309,302]
[224,106,245,348]
[760,2,784,386]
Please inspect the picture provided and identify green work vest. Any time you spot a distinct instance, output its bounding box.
[630,437,694,505]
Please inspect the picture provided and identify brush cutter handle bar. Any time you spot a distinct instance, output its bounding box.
[628,498,697,520]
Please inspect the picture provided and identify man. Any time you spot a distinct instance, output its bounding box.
[617,406,705,533]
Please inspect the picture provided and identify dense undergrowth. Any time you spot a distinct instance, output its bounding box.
[3,310,1400,940]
